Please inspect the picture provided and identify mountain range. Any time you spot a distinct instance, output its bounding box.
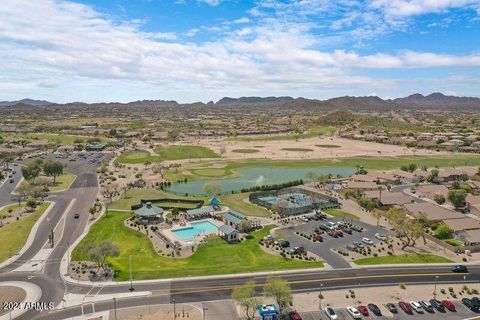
[1,93,479,110]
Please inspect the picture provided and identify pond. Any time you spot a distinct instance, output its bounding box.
[166,166,355,196]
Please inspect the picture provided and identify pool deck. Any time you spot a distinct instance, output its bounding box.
[162,218,225,246]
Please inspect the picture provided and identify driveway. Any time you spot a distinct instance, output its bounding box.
[280,217,385,269]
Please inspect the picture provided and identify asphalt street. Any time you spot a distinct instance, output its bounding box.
[0,164,22,206]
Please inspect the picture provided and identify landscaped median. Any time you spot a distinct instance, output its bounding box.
[353,253,452,265]
[0,202,50,263]
[71,210,323,280]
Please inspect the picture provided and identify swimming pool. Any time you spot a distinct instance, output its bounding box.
[172,220,219,240]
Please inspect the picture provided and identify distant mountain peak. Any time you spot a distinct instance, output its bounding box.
[0,98,53,107]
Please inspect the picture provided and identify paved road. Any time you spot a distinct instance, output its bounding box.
[281,217,384,269]
[0,164,22,206]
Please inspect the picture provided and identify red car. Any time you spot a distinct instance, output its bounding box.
[334,230,343,237]
[442,299,456,311]
[313,235,323,242]
[288,310,302,320]
[357,305,369,316]
[399,301,413,314]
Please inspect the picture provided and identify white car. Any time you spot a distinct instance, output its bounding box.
[374,232,387,241]
[346,306,361,319]
[362,237,373,245]
[324,307,338,319]
[409,301,424,313]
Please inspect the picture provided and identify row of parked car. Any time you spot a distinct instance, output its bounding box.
[320,298,459,319]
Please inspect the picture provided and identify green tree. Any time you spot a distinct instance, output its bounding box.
[448,189,467,208]
[22,161,42,184]
[407,163,417,173]
[42,160,64,183]
[232,280,260,320]
[263,277,292,313]
[426,169,439,183]
[238,219,253,233]
[202,181,221,196]
[86,240,120,272]
[435,224,454,239]
[358,195,378,211]
[171,208,180,220]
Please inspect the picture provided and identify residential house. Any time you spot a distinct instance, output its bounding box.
[218,225,239,243]
[416,184,449,201]
[403,202,464,222]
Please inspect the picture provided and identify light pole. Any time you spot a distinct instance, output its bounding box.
[172,298,176,319]
[319,283,323,310]
[203,306,208,320]
[113,297,117,320]
[129,255,134,291]
[433,275,439,299]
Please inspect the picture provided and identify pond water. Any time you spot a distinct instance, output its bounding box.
[166,166,355,196]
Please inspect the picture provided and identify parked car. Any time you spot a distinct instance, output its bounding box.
[341,227,352,234]
[399,301,413,314]
[73,213,80,219]
[374,232,387,241]
[334,230,343,237]
[324,307,337,320]
[313,235,323,242]
[357,305,369,316]
[327,230,338,238]
[452,265,468,273]
[350,224,363,232]
[386,303,397,313]
[301,217,309,223]
[442,299,456,311]
[352,241,364,248]
[279,240,290,248]
[346,306,361,319]
[471,296,480,307]
[430,299,445,312]
[362,237,373,245]
[462,298,479,312]
[9,178,14,183]
[419,300,434,313]
[288,310,302,320]
[410,301,423,313]
[367,303,382,316]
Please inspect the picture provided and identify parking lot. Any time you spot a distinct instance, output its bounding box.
[281,214,385,269]
[298,301,477,319]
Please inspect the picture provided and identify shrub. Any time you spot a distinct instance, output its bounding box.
[399,283,406,289]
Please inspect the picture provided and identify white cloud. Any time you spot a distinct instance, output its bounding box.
[369,0,480,17]
[198,0,222,6]
[0,0,479,102]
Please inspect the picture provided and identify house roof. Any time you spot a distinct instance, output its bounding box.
[443,217,480,232]
[223,210,246,224]
[403,202,463,221]
[463,229,480,244]
[466,194,480,206]
[219,224,237,235]
[366,171,399,182]
[363,191,414,206]
[351,174,377,182]
[134,202,164,217]
[347,181,381,190]
[417,184,449,197]
[186,206,215,217]
[209,196,221,206]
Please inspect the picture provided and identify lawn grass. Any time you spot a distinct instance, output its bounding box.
[324,209,360,221]
[109,188,205,210]
[316,144,341,148]
[444,239,464,247]
[116,152,160,164]
[16,172,76,192]
[354,253,452,265]
[72,211,323,280]
[232,149,259,153]
[154,145,219,161]
[0,203,50,263]
[192,168,227,177]
[281,148,313,152]
[220,192,271,217]
[48,172,76,191]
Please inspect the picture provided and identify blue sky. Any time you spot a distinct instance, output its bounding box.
[0,0,479,103]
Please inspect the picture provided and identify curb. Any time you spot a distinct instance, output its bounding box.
[0,201,55,270]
